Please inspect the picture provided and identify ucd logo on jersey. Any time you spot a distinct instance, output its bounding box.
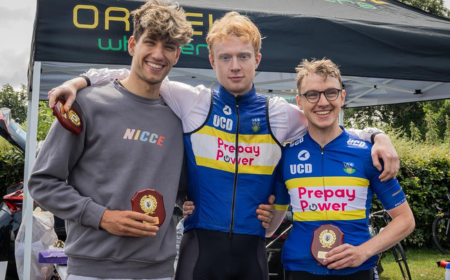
[251,118,261,133]
[298,150,310,161]
[213,115,233,131]
[290,137,304,147]
[347,139,366,148]
[343,162,356,174]
[223,105,232,115]
[290,164,313,174]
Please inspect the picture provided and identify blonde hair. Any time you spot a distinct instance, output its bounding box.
[295,59,342,93]
[131,0,193,46]
[206,12,262,56]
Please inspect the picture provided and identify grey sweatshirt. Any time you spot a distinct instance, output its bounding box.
[29,81,185,279]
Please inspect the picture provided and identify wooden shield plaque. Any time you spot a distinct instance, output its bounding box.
[131,189,165,227]
[52,99,83,135]
[311,224,344,266]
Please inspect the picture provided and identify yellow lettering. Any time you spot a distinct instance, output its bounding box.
[105,7,130,31]
[73,5,98,29]
[370,0,387,4]
[209,14,213,31]
[186,13,203,36]
[134,130,141,140]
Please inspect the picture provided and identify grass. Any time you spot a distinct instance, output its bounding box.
[380,248,448,280]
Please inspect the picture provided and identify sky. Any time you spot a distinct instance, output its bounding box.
[1,0,450,91]
[0,0,36,90]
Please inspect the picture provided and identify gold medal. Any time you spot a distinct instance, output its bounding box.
[319,229,337,248]
[68,110,81,126]
[140,195,157,215]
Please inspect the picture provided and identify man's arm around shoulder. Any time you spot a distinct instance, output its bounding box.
[48,77,87,112]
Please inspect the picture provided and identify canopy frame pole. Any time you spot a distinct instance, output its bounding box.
[22,61,41,280]
[345,87,377,106]
[422,82,442,92]
[345,79,394,106]
[345,77,410,93]
[254,78,296,86]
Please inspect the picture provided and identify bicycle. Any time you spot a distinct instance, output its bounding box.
[432,193,450,254]
[266,212,293,280]
[369,209,412,280]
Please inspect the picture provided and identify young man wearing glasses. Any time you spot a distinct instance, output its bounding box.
[268,59,415,280]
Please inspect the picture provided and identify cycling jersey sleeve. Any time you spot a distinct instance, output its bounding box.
[161,81,212,132]
[83,68,211,133]
[84,68,130,85]
[273,161,290,211]
[347,127,385,144]
[363,148,406,210]
[268,97,308,144]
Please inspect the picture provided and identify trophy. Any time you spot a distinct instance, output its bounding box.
[131,189,165,227]
[52,99,83,135]
[311,224,344,266]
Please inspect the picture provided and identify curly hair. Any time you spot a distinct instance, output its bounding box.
[295,59,342,93]
[206,12,262,56]
[131,0,193,46]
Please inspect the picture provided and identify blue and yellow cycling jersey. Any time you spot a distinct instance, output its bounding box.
[184,85,282,238]
[273,129,406,275]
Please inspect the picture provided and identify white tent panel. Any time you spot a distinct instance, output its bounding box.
[39,62,450,107]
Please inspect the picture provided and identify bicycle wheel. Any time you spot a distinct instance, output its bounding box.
[433,213,450,254]
[391,243,411,280]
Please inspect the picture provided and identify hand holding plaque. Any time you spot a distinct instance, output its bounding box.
[311,224,344,266]
[52,99,83,135]
[131,189,166,227]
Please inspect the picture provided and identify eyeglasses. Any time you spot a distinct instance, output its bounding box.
[299,88,342,103]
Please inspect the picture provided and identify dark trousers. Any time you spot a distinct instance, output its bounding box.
[286,269,374,280]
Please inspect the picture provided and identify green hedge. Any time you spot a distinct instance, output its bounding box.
[400,156,450,248]
[0,146,24,194]
[371,136,450,249]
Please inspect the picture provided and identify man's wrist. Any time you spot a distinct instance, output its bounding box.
[79,74,91,87]
[371,132,384,144]
[99,209,110,229]
[358,243,375,262]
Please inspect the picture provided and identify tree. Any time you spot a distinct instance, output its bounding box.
[344,102,426,138]
[425,112,439,143]
[397,0,450,18]
[410,121,422,142]
[445,115,450,143]
[423,100,450,139]
[0,82,55,142]
[0,84,28,124]
[20,101,55,141]
[37,102,55,141]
